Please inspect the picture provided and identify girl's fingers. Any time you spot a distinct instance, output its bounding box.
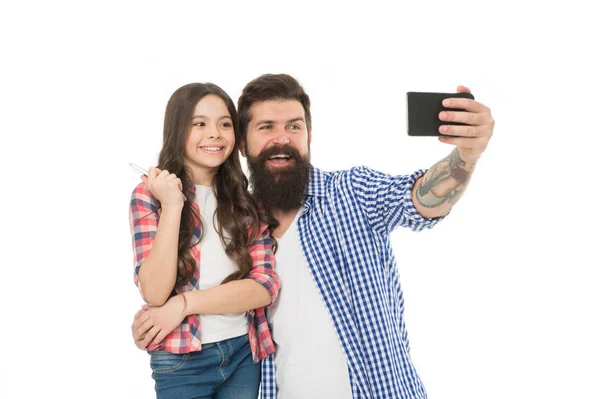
[148,167,161,179]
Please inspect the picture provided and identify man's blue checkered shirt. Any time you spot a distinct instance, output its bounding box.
[261,166,442,399]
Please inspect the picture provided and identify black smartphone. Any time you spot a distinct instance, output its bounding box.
[406,91,475,136]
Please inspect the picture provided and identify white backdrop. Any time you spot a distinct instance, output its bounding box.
[1,1,598,398]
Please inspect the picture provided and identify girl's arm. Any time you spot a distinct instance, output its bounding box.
[133,278,272,348]
[132,221,280,348]
[136,204,182,306]
[182,279,271,315]
[129,170,184,306]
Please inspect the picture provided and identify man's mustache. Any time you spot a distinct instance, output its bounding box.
[257,145,302,162]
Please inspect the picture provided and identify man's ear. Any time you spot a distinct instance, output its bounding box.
[308,131,312,146]
[239,140,246,157]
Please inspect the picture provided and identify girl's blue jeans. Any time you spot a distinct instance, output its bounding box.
[149,334,259,399]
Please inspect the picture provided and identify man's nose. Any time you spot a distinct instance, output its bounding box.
[272,132,290,145]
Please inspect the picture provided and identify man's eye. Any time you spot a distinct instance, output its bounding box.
[259,125,272,130]
[289,124,300,130]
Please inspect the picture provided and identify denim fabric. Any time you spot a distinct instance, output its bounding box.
[149,334,259,399]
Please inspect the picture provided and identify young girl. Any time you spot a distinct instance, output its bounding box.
[129,83,279,399]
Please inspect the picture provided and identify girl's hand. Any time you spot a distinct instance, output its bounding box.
[132,294,187,348]
[142,167,184,208]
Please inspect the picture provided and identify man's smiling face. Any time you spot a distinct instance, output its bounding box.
[240,99,312,210]
[241,99,311,168]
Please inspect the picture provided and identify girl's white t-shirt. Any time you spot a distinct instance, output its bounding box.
[195,185,248,344]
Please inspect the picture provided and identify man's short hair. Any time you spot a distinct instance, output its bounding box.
[238,74,312,139]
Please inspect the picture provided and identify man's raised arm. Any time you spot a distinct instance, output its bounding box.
[412,85,495,219]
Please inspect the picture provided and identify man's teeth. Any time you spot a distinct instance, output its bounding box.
[269,154,290,159]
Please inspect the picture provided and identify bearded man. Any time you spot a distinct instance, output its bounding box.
[133,73,495,399]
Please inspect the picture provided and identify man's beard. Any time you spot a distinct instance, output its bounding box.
[247,144,311,211]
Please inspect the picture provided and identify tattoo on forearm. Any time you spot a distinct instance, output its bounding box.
[416,149,472,208]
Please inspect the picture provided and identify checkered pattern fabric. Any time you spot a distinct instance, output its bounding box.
[129,182,279,361]
[261,166,441,399]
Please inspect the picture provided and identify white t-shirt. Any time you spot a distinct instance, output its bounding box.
[195,185,248,344]
[268,208,352,399]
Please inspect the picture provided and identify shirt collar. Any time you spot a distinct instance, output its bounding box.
[305,165,328,198]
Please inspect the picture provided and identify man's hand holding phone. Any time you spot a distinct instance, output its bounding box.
[407,86,494,162]
[437,86,494,162]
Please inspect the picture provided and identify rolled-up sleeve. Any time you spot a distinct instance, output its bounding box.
[246,221,280,305]
[350,166,444,235]
[128,183,160,302]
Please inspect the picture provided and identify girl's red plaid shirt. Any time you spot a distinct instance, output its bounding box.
[129,182,279,362]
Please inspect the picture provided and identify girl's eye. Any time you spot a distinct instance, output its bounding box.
[222,122,232,128]
[193,122,205,127]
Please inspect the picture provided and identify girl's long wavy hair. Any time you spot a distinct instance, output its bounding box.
[157,83,277,293]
